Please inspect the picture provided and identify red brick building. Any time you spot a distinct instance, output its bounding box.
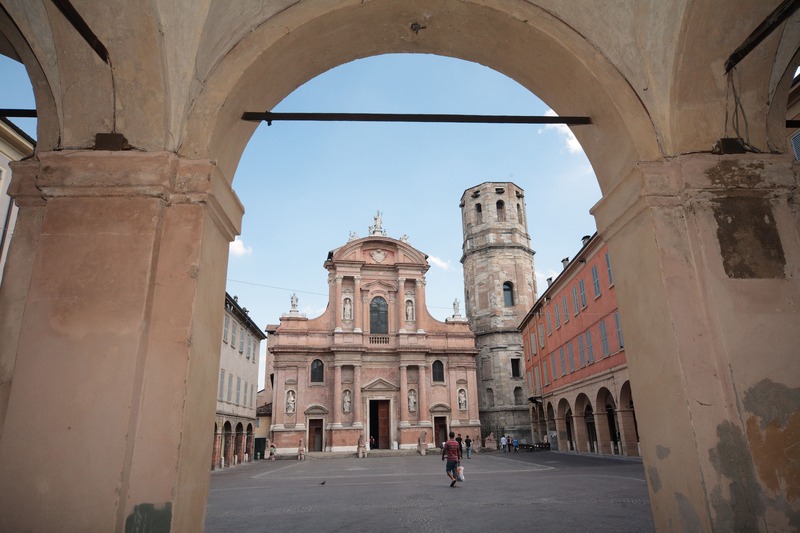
[519,233,639,456]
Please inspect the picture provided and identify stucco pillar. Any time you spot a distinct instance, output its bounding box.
[353,276,362,332]
[617,408,640,457]
[333,364,342,426]
[399,365,409,426]
[553,416,567,451]
[572,414,589,452]
[418,364,429,425]
[415,280,425,332]
[0,151,243,533]
[353,364,362,427]
[467,363,480,424]
[593,154,800,532]
[396,278,405,332]
[594,411,613,454]
[334,275,342,330]
[212,431,222,469]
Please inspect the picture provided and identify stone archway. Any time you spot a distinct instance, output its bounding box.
[0,3,798,531]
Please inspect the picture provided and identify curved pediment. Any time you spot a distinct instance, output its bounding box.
[362,377,399,391]
[331,236,429,268]
[429,403,451,413]
[304,404,329,415]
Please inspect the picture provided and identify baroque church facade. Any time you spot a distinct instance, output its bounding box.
[268,214,481,453]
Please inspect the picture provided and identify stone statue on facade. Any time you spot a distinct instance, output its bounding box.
[369,210,386,236]
[405,300,414,321]
[343,390,351,413]
[453,298,460,316]
[343,298,352,320]
[286,390,296,413]
[458,389,467,410]
[290,293,298,311]
[408,389,417,412]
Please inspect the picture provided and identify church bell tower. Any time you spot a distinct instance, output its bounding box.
[460,182,537,443]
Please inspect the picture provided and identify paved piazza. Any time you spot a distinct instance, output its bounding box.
[205,451,654,532]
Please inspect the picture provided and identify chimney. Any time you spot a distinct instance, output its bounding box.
[561,257,569,269]
[546,277,553,287]
[581,235,591,247]
[233,295,238,302]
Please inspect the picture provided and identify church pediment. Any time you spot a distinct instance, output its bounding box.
[361,280,397,292]
[430,403,451,413]
[304,404,329,415]
[362,378,399,391]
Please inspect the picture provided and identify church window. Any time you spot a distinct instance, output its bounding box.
[432,360,445,382]
[511,358,521,378]
[370,297,388,334]
[503,282,514,307]
[475,203,482,224]
[311,359,324,382]
[516,203,523,224]
[496,200,506,221]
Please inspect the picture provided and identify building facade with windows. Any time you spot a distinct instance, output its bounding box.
[268,215,480,454]
[460,182,537,446]
[211,293,266,469]
[519,233,639,457]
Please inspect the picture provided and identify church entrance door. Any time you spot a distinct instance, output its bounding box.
[309,419,323,452]
[434,417,448,448]
[369,400,391,449]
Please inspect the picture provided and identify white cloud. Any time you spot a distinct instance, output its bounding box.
[540,109,584,154]
[229,237,253,257]
[428,255,452,271]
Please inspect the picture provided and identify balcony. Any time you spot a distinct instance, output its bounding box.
[369,335,390,345]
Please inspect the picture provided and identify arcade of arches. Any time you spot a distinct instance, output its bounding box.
[0,2,798,531]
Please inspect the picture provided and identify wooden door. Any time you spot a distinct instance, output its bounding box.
[378,400,390,449]
[309,419,323,451]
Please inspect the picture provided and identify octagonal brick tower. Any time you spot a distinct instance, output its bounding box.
[460,182,537,445]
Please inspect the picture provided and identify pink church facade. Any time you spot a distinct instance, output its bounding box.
[268,216,481,453]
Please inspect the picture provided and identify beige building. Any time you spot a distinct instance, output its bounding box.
[269,214,480,454]
[460,182,536,446]
[0,118,33,280]
[211,293,265,469]
[0,3,797,531]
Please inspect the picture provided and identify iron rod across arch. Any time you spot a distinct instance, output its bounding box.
[242,111,593,126]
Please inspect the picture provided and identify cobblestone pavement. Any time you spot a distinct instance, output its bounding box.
[205,451,654,532]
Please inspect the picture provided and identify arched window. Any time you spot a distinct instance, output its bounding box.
[503,282,514,306]
[475,203,483,224]
[514,386,524,405]
[311,359,324,382]
[432,360,444,382]
[516,203,523,224]
[496,200,506,221]
[370,297,388,334]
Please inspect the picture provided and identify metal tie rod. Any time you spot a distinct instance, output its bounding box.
[242,111,592,126]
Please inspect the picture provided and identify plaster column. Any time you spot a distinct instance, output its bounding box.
[594,411,613,454]
[415,280,426,331]
[448,364,459,422]
[246,433,254,462]
[553,416,567,451]
[399,365,409,426]
[417,364,429,425]
[396,278,405,332]
[593,154,800,531]
[333,275,342,330]
[333,364,342,427]
[211,431,222,469]
[0,152,243,532]
[353,365,363,427]
[466,364,480,424]
[353,276,362,332]
[617,408,640,457]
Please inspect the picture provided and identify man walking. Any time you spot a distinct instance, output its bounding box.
[442,431,462,487]
[500,435,507,452]
[465,435,472,459]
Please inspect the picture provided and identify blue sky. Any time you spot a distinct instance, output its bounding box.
[1,53,601,388]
